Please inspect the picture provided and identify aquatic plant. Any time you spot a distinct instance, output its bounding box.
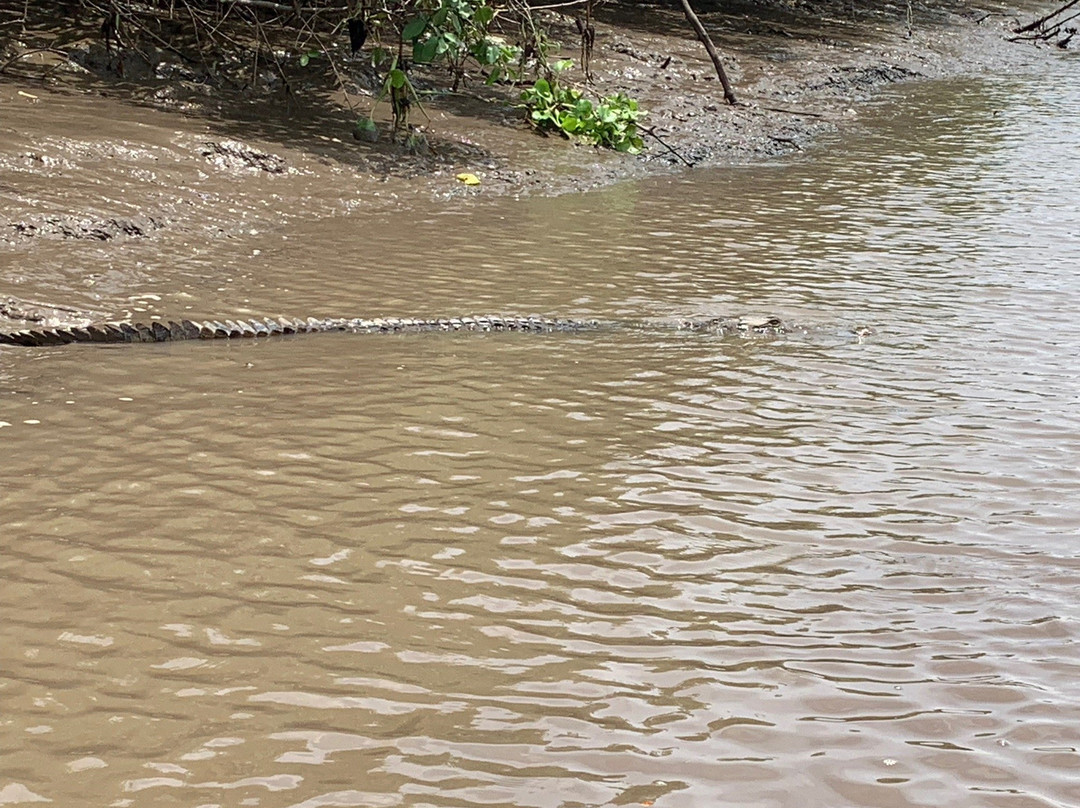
[520,62,644,154]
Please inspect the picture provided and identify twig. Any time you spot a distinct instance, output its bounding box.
[0,47,76,74]
[83,0,200,64]
[222,0,347,11]
[528,0,589,9]
[642,125,695,167]
[578,0,594,82]
[1015,0,1080,32]
[1055,8,1080,26]
[1030,6,1080,35]
[769,134,802,150]
[292,11,358,114]
[243,6,293,98]
[675,0,737,105]
[182,1,203,49]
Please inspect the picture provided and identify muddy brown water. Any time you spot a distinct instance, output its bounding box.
[3,56,1080,808]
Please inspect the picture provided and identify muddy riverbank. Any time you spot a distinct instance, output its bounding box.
[0,0,1056,326]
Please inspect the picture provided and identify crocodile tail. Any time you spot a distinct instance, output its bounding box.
[0,314,604,346]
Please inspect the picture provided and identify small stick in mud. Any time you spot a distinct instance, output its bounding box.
[576,0,596,81]
[641,126,695,167]
[0,47,77,75]
[1015,0,1080,33]
[675,0,737,105]
[769,134,802,150]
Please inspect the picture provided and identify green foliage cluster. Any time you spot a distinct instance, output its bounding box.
[347,5,643,154]
[520,63,644,153]
[350,0,527,138]
[51,0,646,155]
[400,0,519,86]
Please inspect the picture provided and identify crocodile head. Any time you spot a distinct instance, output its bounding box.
[681,315,786,335]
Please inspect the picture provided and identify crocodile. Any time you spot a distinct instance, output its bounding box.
[0,313,792,348]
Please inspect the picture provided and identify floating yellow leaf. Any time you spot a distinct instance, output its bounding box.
[455,172,481,186]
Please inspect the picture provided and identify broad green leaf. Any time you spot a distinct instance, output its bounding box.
[389,68,407,89]
[415,38,439,63]
[402,17,428,40]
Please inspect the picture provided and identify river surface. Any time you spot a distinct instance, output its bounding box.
[3,54,1080,808]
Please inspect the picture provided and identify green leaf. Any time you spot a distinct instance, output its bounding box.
[402,17,428,40]
[475,5,495,25]
[533,78,550,95]
[299,53,310,67]
[414,38,439,64]
[552,58,573,72]
[389,68,407,89]
[473,40,499,66]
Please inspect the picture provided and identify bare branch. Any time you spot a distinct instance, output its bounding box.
[220,0,348,11]
[1015,0,1080,33]
[675,0,737,105]
[0,47,76,74]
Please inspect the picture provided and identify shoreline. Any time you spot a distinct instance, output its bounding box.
[2,2,1051,194]
[0,1,1060,324]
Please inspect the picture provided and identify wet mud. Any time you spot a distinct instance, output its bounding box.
[0,0,1049,327]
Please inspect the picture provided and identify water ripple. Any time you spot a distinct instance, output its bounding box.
[4,58,1080,808]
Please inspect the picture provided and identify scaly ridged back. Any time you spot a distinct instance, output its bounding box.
[0,315,603,347]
